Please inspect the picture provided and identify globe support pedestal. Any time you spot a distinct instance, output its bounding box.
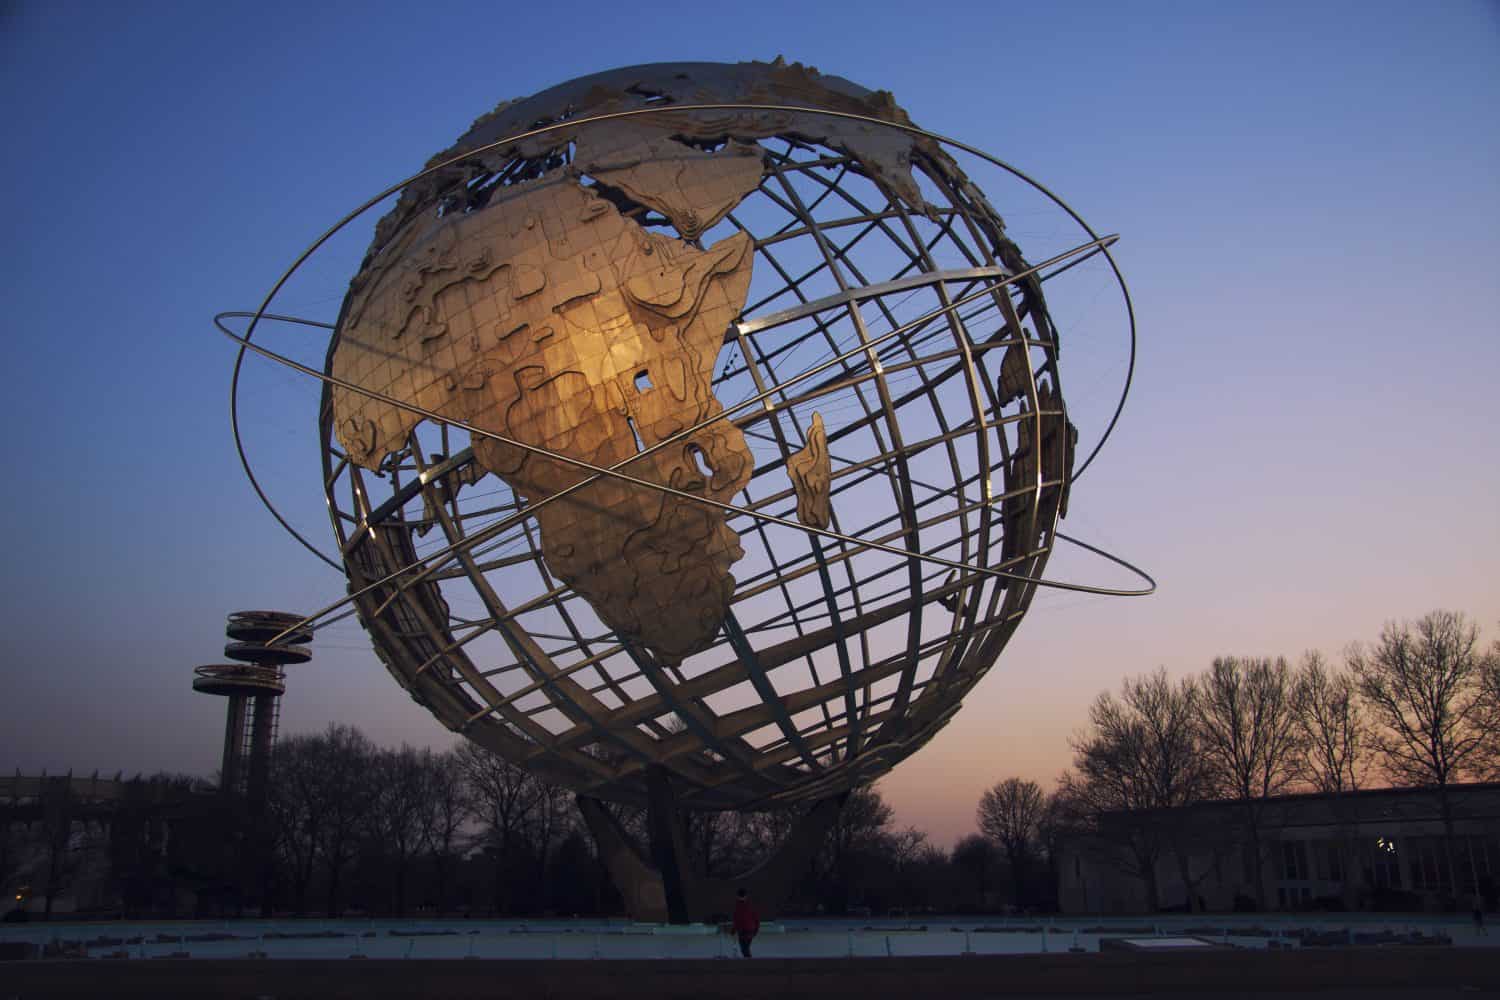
[577,769,846,924]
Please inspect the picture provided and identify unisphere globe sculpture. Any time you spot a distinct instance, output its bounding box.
[307,60,1133,821]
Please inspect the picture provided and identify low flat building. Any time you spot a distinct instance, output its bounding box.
[1057,782,1500,914]
[2,773,222,916]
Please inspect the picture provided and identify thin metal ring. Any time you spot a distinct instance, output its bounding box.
[225,102,1137,578]
[219,231,1105,575]
[217,301,1156,643]
[218,228,1151,627]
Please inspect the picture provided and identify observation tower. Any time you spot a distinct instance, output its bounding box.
[192,611,311,807]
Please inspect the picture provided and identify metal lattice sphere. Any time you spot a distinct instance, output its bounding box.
[316,60,1105,811]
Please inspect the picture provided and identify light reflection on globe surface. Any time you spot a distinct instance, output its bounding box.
[319,60,1090,811]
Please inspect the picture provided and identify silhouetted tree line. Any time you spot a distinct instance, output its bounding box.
[4,743,1051,919]
[1026,609,1500,913]
[261,727,594,917]
[240,609,1500,918]
[257,727,1025,918]
[13,610,1490,920]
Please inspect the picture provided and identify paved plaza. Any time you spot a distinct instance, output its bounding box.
[1,951,1497,999]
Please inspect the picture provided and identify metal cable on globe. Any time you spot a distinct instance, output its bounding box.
[217,60,1153,813]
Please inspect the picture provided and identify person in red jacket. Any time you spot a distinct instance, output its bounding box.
[731,887,760,957]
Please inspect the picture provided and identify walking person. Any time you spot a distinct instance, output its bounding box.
[732,887,760,957]
[1475,892,1487,936]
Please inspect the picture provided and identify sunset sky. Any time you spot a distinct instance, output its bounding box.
[1,1,1496,847]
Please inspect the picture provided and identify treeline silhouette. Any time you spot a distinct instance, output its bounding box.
[7,610,1492,920]
[1039,609,1500,911]
[262,727,1037,918]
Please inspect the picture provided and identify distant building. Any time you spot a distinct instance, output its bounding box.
[1,773,223,917]
[1,614,315,919]
[1057,782,1500,914]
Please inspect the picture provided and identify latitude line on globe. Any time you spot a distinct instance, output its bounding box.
[220,264,1043,565]
[237,241,1141,648]
[419,480,1072,654]
[228,101,1138,578]
[222,236,1141,645]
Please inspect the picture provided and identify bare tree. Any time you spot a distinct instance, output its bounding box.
[881,825,932,912]
[456,741,547,913]
[1350,611,1496,786]
[1063,668,1210,911]
[262,725,381,914]
[950,833,999,909]
[735,806,801,877]
[1036,787,1082,908]
[1349,610,1500,900]
[268,735,326,914]
[1293,651,1367,794]
[1291,651,1368,908]
[313,724,379,916]
[818,784,895,913]
[903,841,958,912]
[1481,639,1500,780]
[1198,655,1302,909]
[35,779,81,917]
[372,746,437,916]
[683,810,743,879]
[977,778,1045,906]
[522,777,572,890]
[423,749,470,913]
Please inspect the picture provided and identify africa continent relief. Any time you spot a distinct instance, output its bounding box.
[331,140,765,662]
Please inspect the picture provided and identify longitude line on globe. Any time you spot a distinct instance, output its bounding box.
[216,234,1149,646]
[225,103,1137,578]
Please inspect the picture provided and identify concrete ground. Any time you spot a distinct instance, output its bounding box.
[1,950,1498,999]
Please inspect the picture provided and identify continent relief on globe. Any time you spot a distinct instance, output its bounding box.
[330,135,773,662]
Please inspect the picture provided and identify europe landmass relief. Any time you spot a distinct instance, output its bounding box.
[331,130,815,662]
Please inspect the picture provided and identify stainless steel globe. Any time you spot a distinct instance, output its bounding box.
[301,60,1135,812]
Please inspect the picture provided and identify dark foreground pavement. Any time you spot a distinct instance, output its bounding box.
[1,949,1498,999]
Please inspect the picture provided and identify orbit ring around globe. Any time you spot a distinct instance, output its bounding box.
[220,103,1153,635]
[218,234,1144,616]
[217,81,1155,809]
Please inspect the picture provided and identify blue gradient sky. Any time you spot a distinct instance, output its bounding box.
[1,1,1496,845]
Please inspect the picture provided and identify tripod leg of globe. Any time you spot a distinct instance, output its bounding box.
[575,795,672,923]
[577,785,847,924]
[645,767,693,925]
[690,792,848,923]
